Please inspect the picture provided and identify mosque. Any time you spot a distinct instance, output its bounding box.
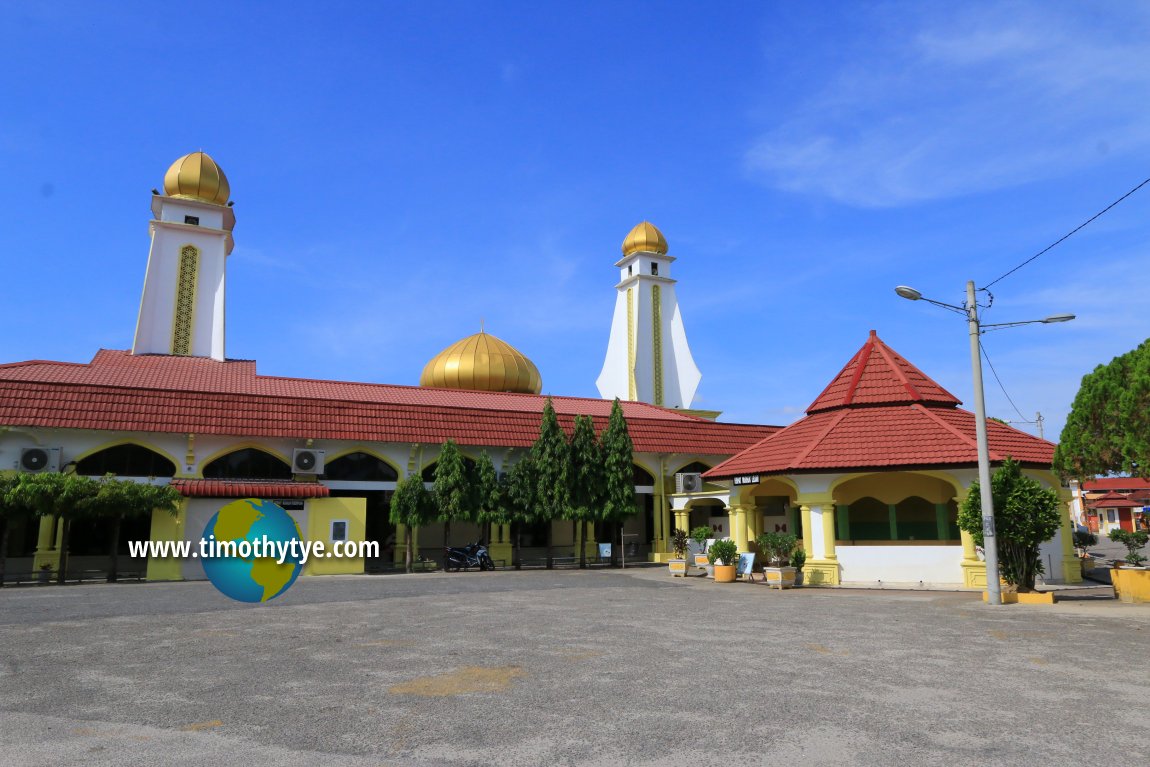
[0,152,1080,588]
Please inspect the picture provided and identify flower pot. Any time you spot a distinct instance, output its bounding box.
[713,564,737,583]
[762,566,796,590]
[794,569,804,587]
[668,559,689,577]
[693,554,710,568]
[1080,557,1095,573]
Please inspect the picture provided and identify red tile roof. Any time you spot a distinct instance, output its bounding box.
[0,350,777,455]
[705,331,1054,478]
[170,479,330,498]
[806,330,961,413]
[1083,478,1150,491]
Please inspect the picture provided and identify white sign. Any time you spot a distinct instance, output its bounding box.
[732,474,760,486]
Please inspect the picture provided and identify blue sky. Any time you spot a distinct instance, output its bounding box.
[2,1,1148,441]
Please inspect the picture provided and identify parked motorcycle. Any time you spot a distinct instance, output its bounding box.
[444,541,495,571]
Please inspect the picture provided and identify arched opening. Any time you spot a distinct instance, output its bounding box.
[632,464,655,486]
[76,444,176,477]
[421,456,477,483]
[202,448,292,479]
[837,495,960,543]
[325,452,399,482]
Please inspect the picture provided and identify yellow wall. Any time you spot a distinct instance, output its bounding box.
[303,497,367,576]
[146,499,188,581]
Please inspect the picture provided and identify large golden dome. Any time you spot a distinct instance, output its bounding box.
[621,221,668,256]
[163,151,230,206]
[420,332,542,394]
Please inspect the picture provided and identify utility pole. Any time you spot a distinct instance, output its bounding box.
[1036,411,1044,440]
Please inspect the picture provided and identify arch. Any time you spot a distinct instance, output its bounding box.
[632,464,655,486]
[74,441,178,477]
[831,471,961,506]
[670,460,713,476]
[421,455,477,483]
[202,447,292,479]
[324,451,400,482]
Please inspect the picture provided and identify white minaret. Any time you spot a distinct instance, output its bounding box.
[132,152,235,361]
[596,222,701,408]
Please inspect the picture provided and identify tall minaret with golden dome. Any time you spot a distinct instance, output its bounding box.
[132,152,235,361]
[596,222,701,408]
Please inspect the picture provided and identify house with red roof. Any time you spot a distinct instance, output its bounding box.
[701,330,1080,588]
[1069,479,1150,535]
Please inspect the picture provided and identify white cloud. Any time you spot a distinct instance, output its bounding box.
[746,3,1150,207]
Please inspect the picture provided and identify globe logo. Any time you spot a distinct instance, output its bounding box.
[200,498,304,603]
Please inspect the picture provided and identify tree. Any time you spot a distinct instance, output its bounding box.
[1108,529,1148,567]
[0,475,36,588]
[531,398,571,569]
[88,478,181,582]
[9,472,100,584]
[1054,338,1150,479]
[567,414,604,568]
[958,458,1062,592]
[472,451,500,530]
[389,474,435,573]
[434,440,476,550]
[601,398,637,566]
[499,454,537,569]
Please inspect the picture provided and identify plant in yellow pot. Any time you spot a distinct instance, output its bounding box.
[757,531,797,590]
[668,528,691,577]
[690,526,713,571]
[708,538,739,583]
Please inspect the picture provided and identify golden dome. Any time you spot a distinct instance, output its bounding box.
[621,221,668,257]
[163,151,230,206]
[420,332,542,394]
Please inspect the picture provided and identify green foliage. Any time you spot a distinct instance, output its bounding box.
[958,458,1062,591]
[689,526,712,552]
[670,528,690,558]
[501,455,537,524]
[707,538,739,566]
[389,473,436,573]
[531,398,572,523]
[567,415,604,522]
[1072,530,1097,557]
[1108,529,1149,566]
[790,546,806,570]
[600,399,636,522]
[472,451,501,524]
[1054,338,1150,480]
[434,440,476,525]
[756,531,797,567]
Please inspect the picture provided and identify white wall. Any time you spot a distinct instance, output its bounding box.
[836,545,964,586]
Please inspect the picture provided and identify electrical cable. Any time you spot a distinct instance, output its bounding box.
[979,340,1029,422]
[984,176,1150,290]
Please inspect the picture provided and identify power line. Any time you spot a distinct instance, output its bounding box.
[984,176,1150,290]
[979,340,1029,422]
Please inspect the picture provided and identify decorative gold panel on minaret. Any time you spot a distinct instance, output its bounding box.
[171,245,199,356]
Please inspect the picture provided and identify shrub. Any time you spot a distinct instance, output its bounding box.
[670,528,690,559]
[1109,529,1149,567]
[756,531,797,567]
[707,538,739,566]
[689,526,712,555]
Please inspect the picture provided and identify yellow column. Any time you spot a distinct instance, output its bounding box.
[732,505,749,551]
[798,496,840,585]
[800,505,814,554]
[820,506,836,561]
[146,500,187,581]
[488,523,512,566]
[745,504,760,550]
[1060,490,1083,583]
[394,523,408,565]
[956,490,987,588]
[32,516,61,572]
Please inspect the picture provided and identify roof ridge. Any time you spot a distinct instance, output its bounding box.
[873,337,922,401]
[792,409,849,467]
[911,403,984,456]
[841,336,875,406]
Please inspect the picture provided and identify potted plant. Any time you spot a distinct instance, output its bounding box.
[757,531,797,589]
[1072,530,1097,572]
[708,538,739,583]
[668,528,691,577]
[689,526,712,570]
[1108,529,1149,603]
[790,545,806,586]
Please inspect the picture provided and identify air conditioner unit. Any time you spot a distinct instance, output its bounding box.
[20,447,61,473]
[292,448,325,474]
[675,472,703,493]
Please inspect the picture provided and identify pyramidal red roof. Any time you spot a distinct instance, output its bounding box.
[806,330,961,413]
[705,330,1054,478]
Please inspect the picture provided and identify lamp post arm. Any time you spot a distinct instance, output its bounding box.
[967,279,1001,606]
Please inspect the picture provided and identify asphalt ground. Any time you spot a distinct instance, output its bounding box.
[0,569,1146,767]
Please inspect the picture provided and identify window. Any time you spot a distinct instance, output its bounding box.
[331,520,349,543]
[76,444,176,477]
[650,262,658,275]
[628,265,633,276]
[203,448,292,479]
[184,215,200,225]
[1108,510,1117,523]
[324,452,398,481]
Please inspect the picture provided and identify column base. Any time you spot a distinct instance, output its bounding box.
[961,559,987,588]
[489,542,513,566]
[32,550,60,574]
[1061,555,1083,584]
[804,559,840,586]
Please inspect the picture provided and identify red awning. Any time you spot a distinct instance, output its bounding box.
[169,479,330,499]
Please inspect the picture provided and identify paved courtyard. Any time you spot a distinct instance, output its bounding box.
[0,569,1146,766]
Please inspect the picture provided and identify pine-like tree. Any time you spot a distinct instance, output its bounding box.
[389,473,435,573]
[531,398,571,569]
[1054,338,1150,479]
[601,398,636,566]
[501,454,537,569]
[568,414,604,568]
[434,439,475,550]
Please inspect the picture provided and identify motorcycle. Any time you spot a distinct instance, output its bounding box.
[444,541,495,571]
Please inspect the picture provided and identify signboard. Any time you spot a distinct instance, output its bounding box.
[732,474,760,486]
[271,499,305,511]
[737,552,756,577]
[982,517,996,537]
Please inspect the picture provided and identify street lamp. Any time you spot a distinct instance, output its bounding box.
[894,281,1074,605]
